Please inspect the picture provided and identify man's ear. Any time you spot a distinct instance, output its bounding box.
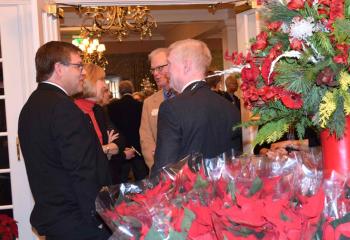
[54,62,63,77]
[183,60,191,74]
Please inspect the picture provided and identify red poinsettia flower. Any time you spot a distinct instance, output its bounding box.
[0,214,18,240]
[268,43,283,59]
[251,31,269,53]
[224,50,246,65]
[287,0,305,10]
[327,0,344,29]
[241,63,260,83]
[319,0,331,5]
[261,57,274,85]
[290,38,303,51]
[335,222,350,239]
[268,21,283,32]
[280,91,303,109]
[333,55,347,64]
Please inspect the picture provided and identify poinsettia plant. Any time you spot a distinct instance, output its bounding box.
[0,214,18,240]
[227,0,350,147]
[96,151,331,239]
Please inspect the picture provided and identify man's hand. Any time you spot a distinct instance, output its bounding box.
[124,147,136,160]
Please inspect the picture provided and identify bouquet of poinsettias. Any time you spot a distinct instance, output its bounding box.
[96,149,350,239]
[0,214,18,240]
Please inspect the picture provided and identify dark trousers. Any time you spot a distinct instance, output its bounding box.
[120,156,149,182]
[46,223,111,240]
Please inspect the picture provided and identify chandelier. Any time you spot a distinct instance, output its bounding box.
[72,35,108,69]
[78,6,157,41]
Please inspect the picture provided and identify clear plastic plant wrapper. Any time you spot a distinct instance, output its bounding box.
[96,148,335,239]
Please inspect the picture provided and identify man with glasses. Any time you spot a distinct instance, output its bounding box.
[18,41,111,240]
[151,39,242,177]
[139,48,176,170]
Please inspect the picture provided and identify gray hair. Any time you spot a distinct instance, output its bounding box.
[119,80,134,96]
[168,39,212,73]
[148,48,168,62]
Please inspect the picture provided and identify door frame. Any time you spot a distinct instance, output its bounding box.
[0,2,38,239]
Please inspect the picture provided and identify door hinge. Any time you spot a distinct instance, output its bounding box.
[16,137,21,161]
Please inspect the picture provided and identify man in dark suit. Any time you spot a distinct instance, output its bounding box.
[107,80,148,182]
[18,41,111,240]
[152,39,242,176]
[225,74,241,111]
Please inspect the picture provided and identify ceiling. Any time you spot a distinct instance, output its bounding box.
[59,3,251,53]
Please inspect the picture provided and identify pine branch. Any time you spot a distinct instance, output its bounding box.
[327,95,346,137]
[310,32,335,57]
[268,32,290,49]
[299,1,319,19]
[253,118,290,147]
[275,61,312,94]
[333,19,350,43]
[303,86,326,113]
[346,0,350,19]
[262,1,299,23]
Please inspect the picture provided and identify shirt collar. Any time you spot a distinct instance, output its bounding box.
[42,81,68,95]
[180,79,205,93]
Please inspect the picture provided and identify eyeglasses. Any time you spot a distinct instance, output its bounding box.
[150,64,168,74]
[62,62,84,72]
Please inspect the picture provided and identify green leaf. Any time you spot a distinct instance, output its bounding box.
[333,19,350,43]
[253,118,290,147]
[339,235,350,240]
[144,224,165,240]
[233,227,255,237]
[326,93,346,137]
[346,0,350,19]
[310,32,335,57]
[181,208,195,233]
[330,212,350,229]
[280,212,289,222]
[168,229,187,240]
[263,1,299,23]
[312,217,325,240]
[248,176,263,197]
[194,174,209,190]
[227,179,236,203]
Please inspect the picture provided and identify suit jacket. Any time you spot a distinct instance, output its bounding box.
[107,94,143,152]
[18,83,111,238]
[152,81,242,176]
[225,91,241,111]
[139,90,164,169]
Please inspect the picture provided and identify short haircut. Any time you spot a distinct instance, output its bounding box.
[81,63,105,98]
[119,80,134,96]
[225,74,240,86]
[168,39,212,74]
[35,41,81,83]
[148,48,168,62]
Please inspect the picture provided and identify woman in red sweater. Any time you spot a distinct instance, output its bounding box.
[74,63,135,183]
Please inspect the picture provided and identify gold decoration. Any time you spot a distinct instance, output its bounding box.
[72,34,108,69]
[140,77,157,96]
[78,6,157,42]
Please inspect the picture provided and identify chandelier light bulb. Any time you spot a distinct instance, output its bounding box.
[92,38,99,46]
[80,45,85,51]
[82,38,90,46]
[97,44,106,52]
